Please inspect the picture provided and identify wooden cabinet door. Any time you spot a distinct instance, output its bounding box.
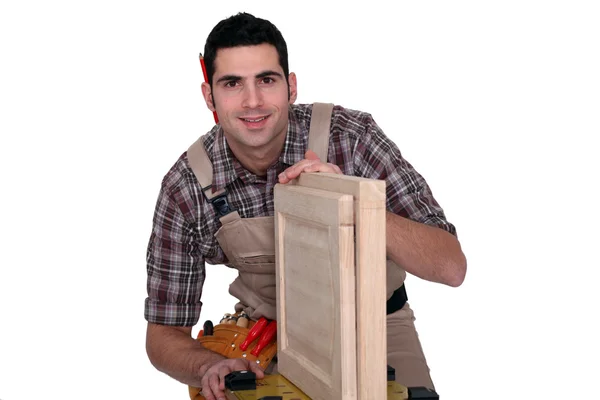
[274,172,387,400]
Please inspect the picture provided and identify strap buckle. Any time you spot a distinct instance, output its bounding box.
[202,185,234,217]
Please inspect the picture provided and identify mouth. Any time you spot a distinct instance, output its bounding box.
[238,114,270,128]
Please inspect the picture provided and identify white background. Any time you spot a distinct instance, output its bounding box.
[0,1,598,399]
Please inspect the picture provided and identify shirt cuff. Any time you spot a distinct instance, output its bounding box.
[144,298,202,326]
[422,215,458,237]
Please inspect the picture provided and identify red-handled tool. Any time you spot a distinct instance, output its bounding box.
[199,53,219,124]
[239,317,268,351]
[251,320,277,356]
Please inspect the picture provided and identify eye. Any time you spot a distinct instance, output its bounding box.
[224,80,239,88]
[261,77,275,84]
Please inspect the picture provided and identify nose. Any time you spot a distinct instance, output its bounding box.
[241,84,264,109]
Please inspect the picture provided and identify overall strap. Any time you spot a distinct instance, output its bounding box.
[307,102,334,162]
[187,136,234,217]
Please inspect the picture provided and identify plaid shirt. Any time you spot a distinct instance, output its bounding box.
[145,103,457,326]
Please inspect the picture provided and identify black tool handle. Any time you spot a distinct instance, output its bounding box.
[224,370,257,391]
[203,320,214,336]
[408,386,440,399]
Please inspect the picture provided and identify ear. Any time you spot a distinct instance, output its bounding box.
[201,82,216,112]
[287,72,298,104]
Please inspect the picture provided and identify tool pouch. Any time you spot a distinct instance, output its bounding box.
[188,316,278,400]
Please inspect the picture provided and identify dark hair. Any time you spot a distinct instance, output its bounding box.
[203,12,290,87]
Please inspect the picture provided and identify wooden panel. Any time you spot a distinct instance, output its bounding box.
[274,184,356,400]
[296,173,387,400]
[275,173,387,400]
[276,172,387,400]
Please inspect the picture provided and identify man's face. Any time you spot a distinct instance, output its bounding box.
[202,44,297,151]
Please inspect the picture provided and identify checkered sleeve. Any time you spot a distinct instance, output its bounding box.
[354,115,457,237]
[144,174,205,326]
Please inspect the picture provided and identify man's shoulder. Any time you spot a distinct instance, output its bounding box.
[160,126,220,191]
[291,102,373,119]
[291,102,376,134]
[159,151,194,192]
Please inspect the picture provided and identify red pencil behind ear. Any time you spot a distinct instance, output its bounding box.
[199,53,219,124]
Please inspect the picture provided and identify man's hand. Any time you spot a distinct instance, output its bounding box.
[199,358,265,400]
[278,150,343,184]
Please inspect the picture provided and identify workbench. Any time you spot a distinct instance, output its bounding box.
[218,368,439,400]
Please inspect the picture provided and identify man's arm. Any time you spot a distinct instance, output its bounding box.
[355,115,467,287]
[144,163,219,386]
[146,323,266,400]
[145,161,266,399]
[145,323,225,387]
[279,153,467,287]
[386,211,466,287]
[279,112,467,287]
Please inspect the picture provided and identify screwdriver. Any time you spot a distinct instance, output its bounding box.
[239,317,269,351]
[251,320,277,357]
[236,311,249,328]
[220,313,231,324]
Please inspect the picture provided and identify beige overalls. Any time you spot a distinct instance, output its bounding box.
[187,103,435,390]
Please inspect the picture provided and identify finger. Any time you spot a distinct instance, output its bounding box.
[207,372,225,400]
[200,379,216,400]
[293,159,323,174]
[278,170,292,184]
[200,374,213,400]
[218,365,232,390]
[230,358,264,379]
[278,160,316,183]
[278,164,299,183]
[304,163,336,173]
[304,149,321,161]
[330,163,343,174]
[291,159,318,173]
[248,361,265,378]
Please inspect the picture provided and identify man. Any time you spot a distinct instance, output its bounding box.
[145,12,467,400]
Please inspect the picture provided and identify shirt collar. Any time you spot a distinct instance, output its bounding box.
[280,104,309,167]
[210,127,238,191]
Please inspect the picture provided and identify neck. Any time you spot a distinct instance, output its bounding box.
[227,132,287,177]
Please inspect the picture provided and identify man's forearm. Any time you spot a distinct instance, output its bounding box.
[146,322,225,386]
[386,211,467,287]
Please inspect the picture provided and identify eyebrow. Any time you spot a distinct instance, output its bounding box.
[216,70,284,84]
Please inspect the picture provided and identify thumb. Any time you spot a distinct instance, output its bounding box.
[249,361,266,378]
[304,149,320,161]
